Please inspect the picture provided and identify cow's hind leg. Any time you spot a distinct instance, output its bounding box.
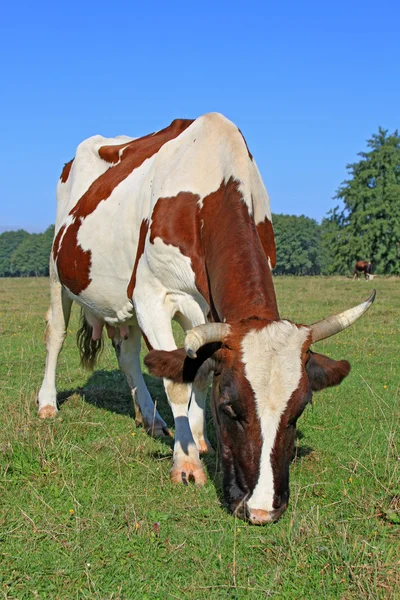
[113,325,171,438]
[37,266,72,418]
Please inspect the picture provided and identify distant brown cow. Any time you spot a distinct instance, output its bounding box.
[353,260,374,280]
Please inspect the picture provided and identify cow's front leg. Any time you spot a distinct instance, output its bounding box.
[189,383,213,454]
[164,379,207,485]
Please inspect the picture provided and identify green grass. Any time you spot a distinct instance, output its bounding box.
[0,276,399,599]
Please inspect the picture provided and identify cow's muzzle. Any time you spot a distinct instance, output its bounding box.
[247,503,288,525]
[234,498,288,524]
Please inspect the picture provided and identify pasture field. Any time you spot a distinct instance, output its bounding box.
[0,276,399,599]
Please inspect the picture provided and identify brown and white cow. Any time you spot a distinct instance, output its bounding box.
[38,113,375,524]
[353,260,374,280]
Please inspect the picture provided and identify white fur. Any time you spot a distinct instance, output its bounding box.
[241,322,309,511]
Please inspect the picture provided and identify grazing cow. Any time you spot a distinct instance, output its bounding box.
[38,113,375,524]
[353,260,374,280]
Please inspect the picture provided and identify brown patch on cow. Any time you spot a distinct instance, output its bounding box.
[355,260,370,270]
[98,140,134,164]
[60,160,73,183]
[52,224,66,261]
[257,217,276,269]
[238,129,253,160]
[141,329,153,351]
[200,178,279,321]
[148,178,278,322]
[127,219,149,299]
[150,192,210,304]
[56,219,91,295]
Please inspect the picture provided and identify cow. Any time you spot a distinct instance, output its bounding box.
[353,260,374,280]
[38,113,375,524]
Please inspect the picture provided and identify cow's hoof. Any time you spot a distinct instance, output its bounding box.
[170,462,207,485]
[196,438,214,455]
[38,405,58,419]
[143,421,173,439]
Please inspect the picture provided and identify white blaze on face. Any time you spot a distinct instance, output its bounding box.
[241,321,309,512]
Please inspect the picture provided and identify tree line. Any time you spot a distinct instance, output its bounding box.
[1,127,399,277]
[0,226,54,277]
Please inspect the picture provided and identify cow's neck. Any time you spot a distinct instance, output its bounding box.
[200,178,279,323]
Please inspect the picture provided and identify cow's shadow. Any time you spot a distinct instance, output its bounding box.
[58,369,171,422]
[57,369,313,498]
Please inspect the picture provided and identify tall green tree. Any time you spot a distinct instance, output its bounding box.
[272,214,323,275]
[322,128,400,275]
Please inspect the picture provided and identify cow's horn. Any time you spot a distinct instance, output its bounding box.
[185,323,231,359]
[310,290,376,344]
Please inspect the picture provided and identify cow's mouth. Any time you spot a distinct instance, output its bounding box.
[232,496,288,524]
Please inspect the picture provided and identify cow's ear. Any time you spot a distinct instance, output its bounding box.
[306,351,351,391]
[144,342,221,383]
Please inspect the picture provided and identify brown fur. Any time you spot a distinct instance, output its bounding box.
[306,351,351,391]
[52,224,66,261]
[200,178,279,321]
[256,218,276,270]
[60,160,73,183]
[98,140,135,164]
[55,219,91,296]
[127,219,149,299]
[145,343,221,383]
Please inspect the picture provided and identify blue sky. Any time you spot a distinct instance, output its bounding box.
[1,0,399,231]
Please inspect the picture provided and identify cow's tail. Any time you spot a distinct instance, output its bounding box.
[77,310,103,370]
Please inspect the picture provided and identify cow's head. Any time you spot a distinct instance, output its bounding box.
[145,291,375,524]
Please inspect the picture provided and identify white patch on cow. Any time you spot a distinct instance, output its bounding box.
[241,321,309,512]
[250,158,272,224]
[133,236,208,349]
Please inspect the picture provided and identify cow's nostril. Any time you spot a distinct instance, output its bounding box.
[247,503,287,525]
